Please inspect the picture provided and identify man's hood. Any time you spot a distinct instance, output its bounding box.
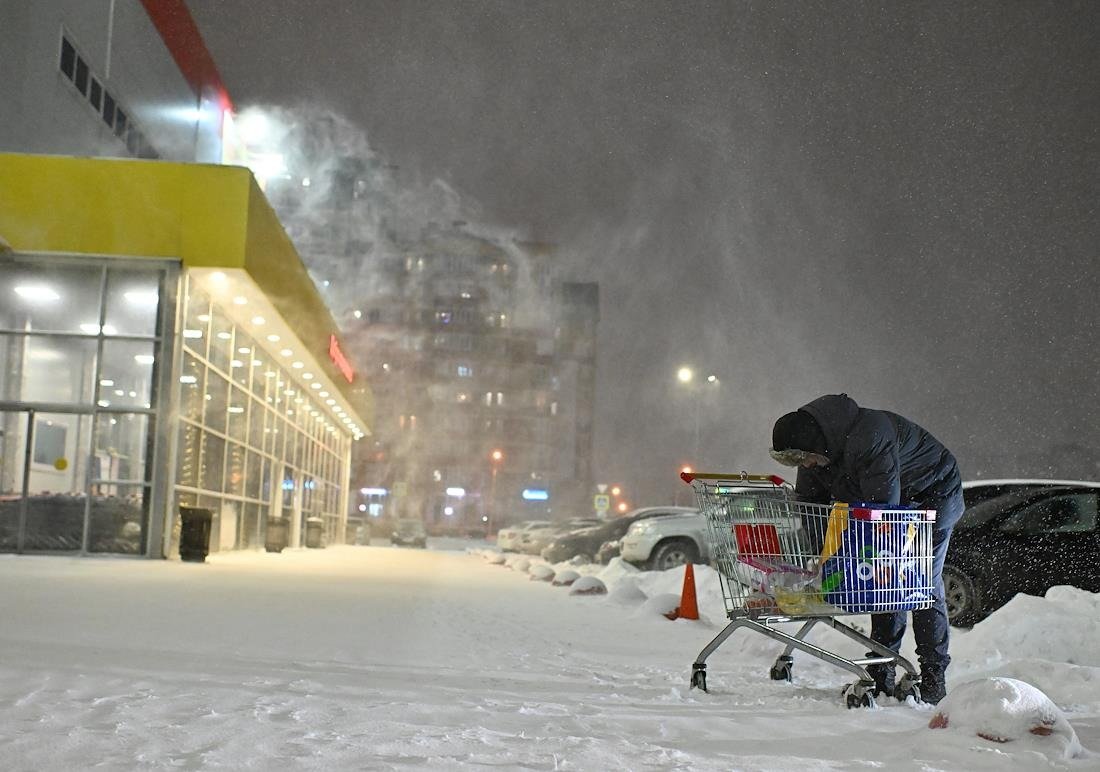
[799,394,860,459]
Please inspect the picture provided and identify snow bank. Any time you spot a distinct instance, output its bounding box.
[928,677,1084,759]
[551,568,580,586]
[569,575,607,595]
[528,563,555,582]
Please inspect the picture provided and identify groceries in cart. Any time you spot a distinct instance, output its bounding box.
[722,498,935,616]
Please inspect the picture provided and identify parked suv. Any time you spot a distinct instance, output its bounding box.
[618,507,704,570]
[519,518,600,555]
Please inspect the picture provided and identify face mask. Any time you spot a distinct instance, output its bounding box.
[769,448,829,468]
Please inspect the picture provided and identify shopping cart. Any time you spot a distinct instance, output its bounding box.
[681,471,937,708]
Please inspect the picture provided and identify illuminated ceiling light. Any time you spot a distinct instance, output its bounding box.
[353,309,362,319]
[295,397,304,404]
[251,316,265,325]
[124,290,159,306]
[179,375,198,384]
[128,390,137,398]
[231,359,244,368]
[325,398,336,405]
[238,347,251,354]
[134,354,155,365]
[302,373,314,380]
[183,329,203,339]
[266,334,280,343]
[252,359,262,367]
[97,400,110,407]
[285,389,295,396]
[310,383,321,390]
[217,332,232,340]
[319,391,329,398]
[114,389,125,396]
[233,296,248,306]
[228,406,245,414]
[291,361,304,369]
[197,313,211,323]
[99,379,114,387]
[302,177,311,188]
[210,271,227,283]
[280,348,292,357]
[14,285,60,302]
[265,371,276,378]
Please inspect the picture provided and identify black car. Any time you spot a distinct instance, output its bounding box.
[944,484,1100,626]
[541,510,676,564]
[390,518,427,548]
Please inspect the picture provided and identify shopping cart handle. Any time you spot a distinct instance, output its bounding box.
[680,471,787,487]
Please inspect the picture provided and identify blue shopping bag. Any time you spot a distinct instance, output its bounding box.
[819,504,933,614]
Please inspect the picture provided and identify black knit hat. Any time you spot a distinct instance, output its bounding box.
[771,410,827,455]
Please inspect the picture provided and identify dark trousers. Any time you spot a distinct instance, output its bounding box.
[870,492,965,672]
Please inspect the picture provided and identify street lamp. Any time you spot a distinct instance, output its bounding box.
[675,367,720,465]
[488,449,504,533]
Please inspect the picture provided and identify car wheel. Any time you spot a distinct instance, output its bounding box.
[943,564,984,627]
[648,539,698,571]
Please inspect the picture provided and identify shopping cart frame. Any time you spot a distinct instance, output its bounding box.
[681,471,932,709]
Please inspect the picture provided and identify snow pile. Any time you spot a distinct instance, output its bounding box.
[569,575,607,595]
[928,677,1084,759]
[484,551,506,565]
[636,592,681,619]
[607,577,647,605]
[551,568,579,586]
[528,563,555,582]
[505,555,531,572]
[953,586,1100,710]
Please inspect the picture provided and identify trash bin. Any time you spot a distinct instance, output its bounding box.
[179,506,213,562]
[265,516,289,553]
[305,516,325,549]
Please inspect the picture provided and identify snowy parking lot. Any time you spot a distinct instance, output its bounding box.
[1,544,1097,770]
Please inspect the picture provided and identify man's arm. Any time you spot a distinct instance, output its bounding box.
[795,467,830,503]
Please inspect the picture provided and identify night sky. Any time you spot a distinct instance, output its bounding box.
[189,0,1099,505]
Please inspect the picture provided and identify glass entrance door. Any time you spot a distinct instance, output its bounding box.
[0,410,28,551]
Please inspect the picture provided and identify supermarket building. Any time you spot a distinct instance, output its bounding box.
[0,2,373,557]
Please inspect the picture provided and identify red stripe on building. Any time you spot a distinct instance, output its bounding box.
[139,0,233,111]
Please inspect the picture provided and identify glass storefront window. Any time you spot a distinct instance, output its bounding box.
[227,385,249,437]
[17,335,100,405]
[87,483,147,554]
[179,353,204,421]
[104,268,161,337]
[225,441,246,496]
[0,260,103,334]
[93,413,149,482]
[208,308,233,372]
[203,371,228,434]
[200,431,225,492]
[98,339,156,409]
[176,421,200,489]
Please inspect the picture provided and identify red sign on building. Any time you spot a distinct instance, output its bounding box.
[328,334,355,383]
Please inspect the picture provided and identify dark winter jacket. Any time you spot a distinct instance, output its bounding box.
[794,394,963,526]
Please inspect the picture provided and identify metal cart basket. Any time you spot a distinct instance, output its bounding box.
[681,471,937,708]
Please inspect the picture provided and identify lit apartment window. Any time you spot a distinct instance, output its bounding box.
[495,392,504,406]
[484,392,492,407]
[457,365,472,377]
[550,401,558,416]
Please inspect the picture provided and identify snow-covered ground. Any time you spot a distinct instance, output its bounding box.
[1,544,1097,770]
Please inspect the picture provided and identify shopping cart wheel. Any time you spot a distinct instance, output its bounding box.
[843,683,876,709]
[769,655,793,682]
[690,664,708,692]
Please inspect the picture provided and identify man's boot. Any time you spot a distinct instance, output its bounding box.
[865,653,895,698]
[920,664,947,705]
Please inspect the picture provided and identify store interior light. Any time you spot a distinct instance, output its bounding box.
[319,391,329,398]
[233,296,248,306]
[325,398,336,405]
[251,316,265,325]
[217,332,231,340]
[280,349,292,357]
[134,354,155,365]
[183,329,203,339]
[14,285,60,302]
[179,375,198,384]
[291,361,304,369]
[310,383,321,390]
[267,334,280,343]
[210,272,227,284]
[124,291,159,306]
[99,379,114,387]
[302,373,314,380]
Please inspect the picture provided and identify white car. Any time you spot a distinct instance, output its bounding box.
[619,508,707,570]
[496,520,553,552]
[519,518,601,555]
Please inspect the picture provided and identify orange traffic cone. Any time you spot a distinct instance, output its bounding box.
[665,563,700,621]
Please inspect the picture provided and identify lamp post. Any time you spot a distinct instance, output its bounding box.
[488,448,503,534]
[676,367,720,466]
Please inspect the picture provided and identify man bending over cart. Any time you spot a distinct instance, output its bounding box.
[770,393,964,705]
